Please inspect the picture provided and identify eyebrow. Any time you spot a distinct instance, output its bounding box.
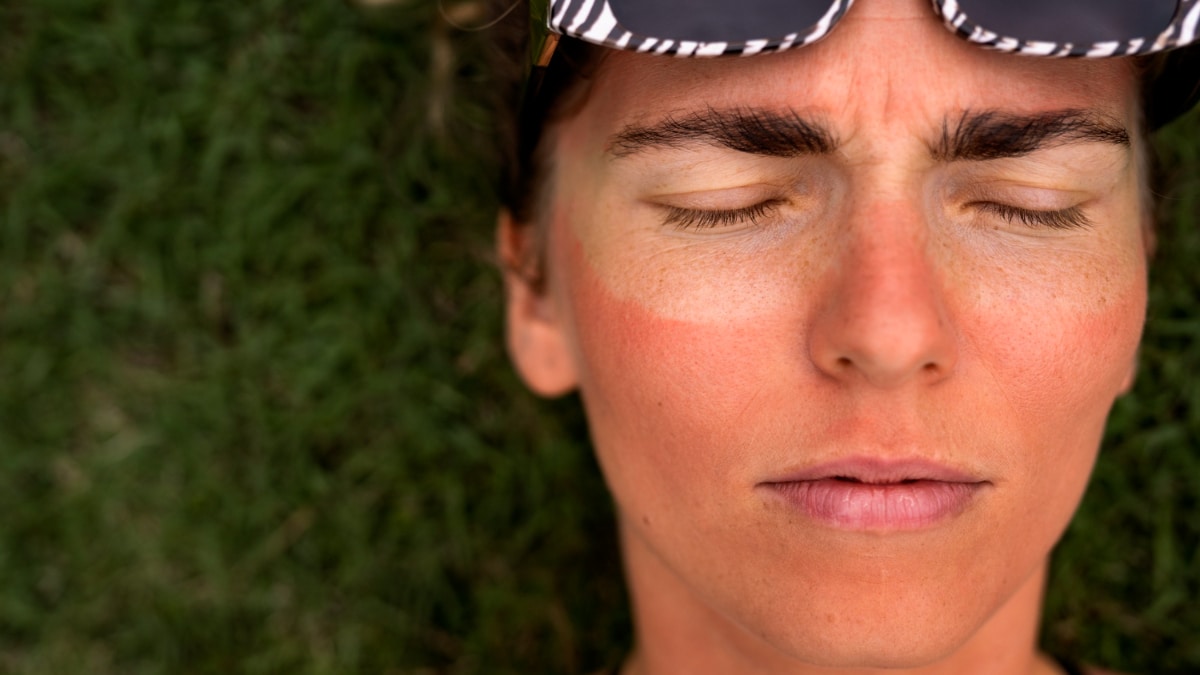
[608,107,837,158]
[606,107,1129,163]
[933,109,1130,162]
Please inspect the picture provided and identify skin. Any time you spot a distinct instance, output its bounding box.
[500,0,1149,672]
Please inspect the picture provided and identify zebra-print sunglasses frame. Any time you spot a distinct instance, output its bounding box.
[537,0,1200,63]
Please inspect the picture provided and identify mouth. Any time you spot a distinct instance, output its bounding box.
[759,458,990,532]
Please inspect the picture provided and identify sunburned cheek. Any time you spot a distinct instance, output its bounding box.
[962,284,1146,550]
[558,229,785,468]
[965,272,1146,458]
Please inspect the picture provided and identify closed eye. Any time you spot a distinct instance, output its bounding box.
[975,202,1091,230]
[662,199,785,230]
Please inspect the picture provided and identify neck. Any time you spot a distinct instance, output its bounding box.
[618,519,1060,675]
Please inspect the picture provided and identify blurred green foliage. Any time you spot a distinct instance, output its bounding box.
[0,1,1195,673]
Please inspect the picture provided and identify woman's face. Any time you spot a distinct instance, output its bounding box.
[504,0,1148,668]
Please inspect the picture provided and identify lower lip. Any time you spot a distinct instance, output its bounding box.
[766,479,984,531]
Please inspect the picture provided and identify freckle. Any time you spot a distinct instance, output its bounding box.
[642,515,651,527]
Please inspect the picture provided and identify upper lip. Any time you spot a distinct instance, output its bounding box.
[761,456,986,485]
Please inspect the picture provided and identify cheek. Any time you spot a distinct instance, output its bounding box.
[963,250,1147,449]
[985,297,1143,410]
[559,227,774,494]
[955,248,1147,553]
[547,186,827,471]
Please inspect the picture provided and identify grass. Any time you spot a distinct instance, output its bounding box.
[0,1,1196,673]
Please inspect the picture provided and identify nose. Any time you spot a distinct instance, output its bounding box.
[808,202,958,388]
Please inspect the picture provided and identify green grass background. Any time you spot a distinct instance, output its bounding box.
[0,1,1196,673]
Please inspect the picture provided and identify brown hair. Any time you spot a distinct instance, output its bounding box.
[491,0,604,227]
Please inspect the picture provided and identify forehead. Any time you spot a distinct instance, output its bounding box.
[561,0,1140,150]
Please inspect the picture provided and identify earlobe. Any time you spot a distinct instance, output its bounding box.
[497,209,579,397]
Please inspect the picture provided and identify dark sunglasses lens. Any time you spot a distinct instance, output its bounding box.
[962,0,1178,44]
[607,0,838,43]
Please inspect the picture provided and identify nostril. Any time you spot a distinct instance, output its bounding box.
[808,285,958,386]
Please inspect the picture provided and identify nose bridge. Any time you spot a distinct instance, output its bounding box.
[849,202,934,310]
[808,198,958,388]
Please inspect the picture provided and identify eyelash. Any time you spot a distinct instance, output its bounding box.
[661,199,1088,231]
[975,202,1091,230]
[663,199,784,230]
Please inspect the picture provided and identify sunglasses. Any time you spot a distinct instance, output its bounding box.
[536,0,1199,63]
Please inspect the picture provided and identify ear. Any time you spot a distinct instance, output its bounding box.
[497,209,579,397]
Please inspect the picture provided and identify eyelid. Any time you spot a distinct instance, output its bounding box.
[947,176,1098,231]
[649,181,787,206]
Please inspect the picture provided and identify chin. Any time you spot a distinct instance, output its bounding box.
[766,611,990,670]
[746,574,1016,669]
[621,510,1050,672]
